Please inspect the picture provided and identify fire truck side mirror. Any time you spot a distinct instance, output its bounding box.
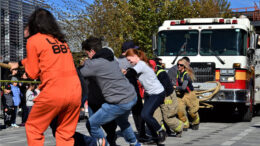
[152,33,157,51]
[247,48,255,57]
[257,34,260,49]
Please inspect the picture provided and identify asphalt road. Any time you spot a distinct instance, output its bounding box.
[0,113,260,146]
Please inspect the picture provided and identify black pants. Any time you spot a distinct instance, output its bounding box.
[132,96,146,138]
[21,104,28,123]
[3,107,14,127]
[50,117,96,146]
[11,106,17,124]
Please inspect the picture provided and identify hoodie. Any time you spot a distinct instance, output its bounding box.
[80,48,136,104]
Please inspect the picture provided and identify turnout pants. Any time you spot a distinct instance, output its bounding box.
[154,92,183,132]
[25,76,81,146]
[177,91,200,128]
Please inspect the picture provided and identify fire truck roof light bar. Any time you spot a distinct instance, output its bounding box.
[226,19,231,24]
[170,21,176,25]
[232,20,238,24]
[169,18,238,26]
[219,19,225,24]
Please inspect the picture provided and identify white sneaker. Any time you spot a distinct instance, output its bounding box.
[11,124,19,128]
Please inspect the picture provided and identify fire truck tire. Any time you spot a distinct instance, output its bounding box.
[254,105,260,116]
[242,106,253,122]
[242,86,254,122]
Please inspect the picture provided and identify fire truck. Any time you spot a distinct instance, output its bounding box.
[153,16,260,121]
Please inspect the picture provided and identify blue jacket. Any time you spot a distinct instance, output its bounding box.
[11,84,21,106]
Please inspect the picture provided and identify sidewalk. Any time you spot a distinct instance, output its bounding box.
[0,112,22,129]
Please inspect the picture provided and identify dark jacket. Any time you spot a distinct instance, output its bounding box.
[2,93,14,108]
[86,77,105,111]
[76,68,88,108]
[156,69,174,97]
[19,79,30,107]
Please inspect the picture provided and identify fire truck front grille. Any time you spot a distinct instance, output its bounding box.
[190,62,215,83]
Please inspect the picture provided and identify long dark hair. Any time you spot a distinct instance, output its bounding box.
[27,8,66,42]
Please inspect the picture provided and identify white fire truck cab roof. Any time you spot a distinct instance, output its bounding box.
[159,17,253,32]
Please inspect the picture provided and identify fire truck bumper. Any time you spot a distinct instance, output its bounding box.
[201,89,250,103]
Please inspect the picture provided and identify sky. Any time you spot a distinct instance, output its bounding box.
[49,0,260,10]
[229,0,259,9]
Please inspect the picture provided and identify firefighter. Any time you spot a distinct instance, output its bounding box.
[174,58,200,130]
[152,60,184,137]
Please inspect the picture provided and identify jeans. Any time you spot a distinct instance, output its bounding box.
[87,106,117,145]
[141,91,165,137]
[89,97,137,144]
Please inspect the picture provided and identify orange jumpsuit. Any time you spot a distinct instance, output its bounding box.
[22,33,81,146]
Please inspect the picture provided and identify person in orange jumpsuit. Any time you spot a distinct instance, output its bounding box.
[9,8,81,146]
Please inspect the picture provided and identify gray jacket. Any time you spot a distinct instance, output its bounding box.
[80,48,136,104]
[3,93,14,107]
[118,57,132,70]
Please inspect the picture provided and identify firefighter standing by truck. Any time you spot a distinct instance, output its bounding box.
[174,58,200,130]
[152,60,184,137]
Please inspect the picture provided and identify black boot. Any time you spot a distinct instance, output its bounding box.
[138,134,151,143]
[175,131,182,138]
[157,130,166,143]
[191,124,199,130]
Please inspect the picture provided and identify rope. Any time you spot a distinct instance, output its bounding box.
[0,62,24,69]
[194,81,221,108]
[0,80,40,84]
[0,80,40,90]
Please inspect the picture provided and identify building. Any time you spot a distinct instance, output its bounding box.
[0,0,46,62]
[231,2,260,34]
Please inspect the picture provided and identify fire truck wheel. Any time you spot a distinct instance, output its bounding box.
[242,106,253,122]
[254,105,260,116]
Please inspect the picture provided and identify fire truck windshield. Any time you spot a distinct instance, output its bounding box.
[157,30,199,56]
[200,29,247,56]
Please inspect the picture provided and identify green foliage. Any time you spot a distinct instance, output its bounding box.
[72,52,87,67]
[86,0,134,56]
[191,0,231,18]
[50,0,231,60]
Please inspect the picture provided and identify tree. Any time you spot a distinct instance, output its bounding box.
[128,0,196,57]
[191,0,231,18]
[86,0,134,56]
[49,0,231,58]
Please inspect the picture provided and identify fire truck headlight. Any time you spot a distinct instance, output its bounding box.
[227,76,235,82]
[220,76,226,82]
[220,76,235,82]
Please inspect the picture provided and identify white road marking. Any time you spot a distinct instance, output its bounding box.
[0,136,20,140]
[221,127,255,146]
[7,139,26,143]
[230,136,243,141]
[221,141,236,146]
